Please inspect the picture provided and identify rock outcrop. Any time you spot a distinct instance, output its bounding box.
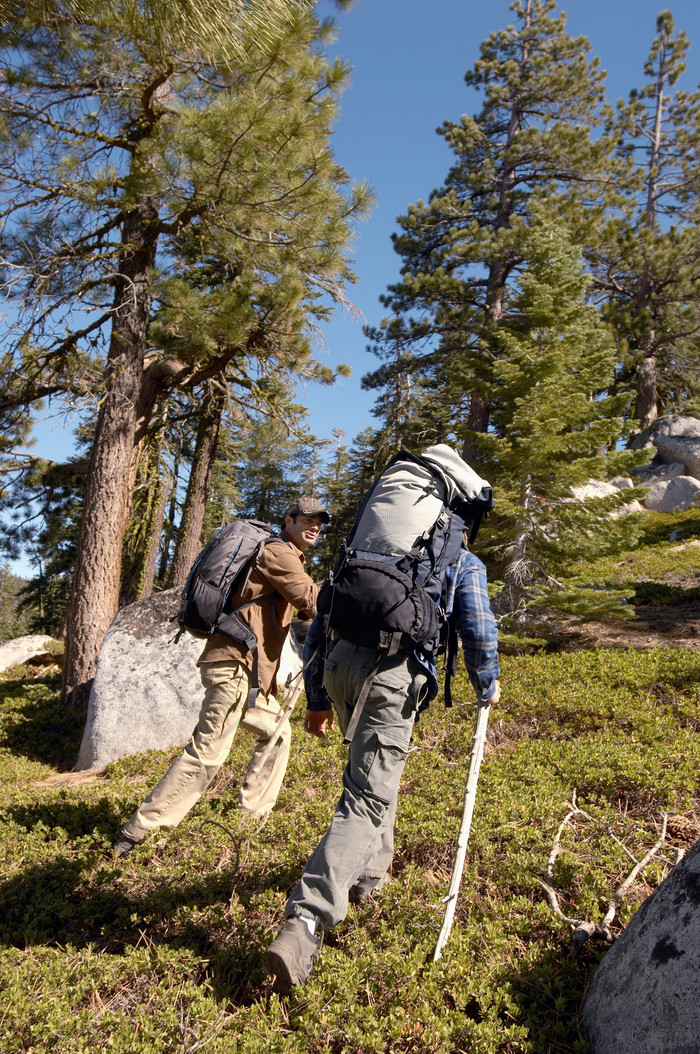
[582,839,700,1054]
[630,413,700,449]
[76,588,303,771]
[0,634,58,674]
[577,415,700,515]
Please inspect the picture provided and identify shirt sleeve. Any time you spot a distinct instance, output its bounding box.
[452,551,500,701]
[256,539,318,618]
[302,614,334,711]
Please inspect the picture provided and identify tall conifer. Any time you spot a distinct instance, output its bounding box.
[476,219,640,622]
[597,11,700,429]
[0,6,368,702]
[367,0,614,459]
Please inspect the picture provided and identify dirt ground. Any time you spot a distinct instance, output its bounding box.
[558,601,700,651]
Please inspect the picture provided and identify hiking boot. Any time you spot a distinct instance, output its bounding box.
[262,917,323,992]
[113,832,141,858]
[348,872,391,906]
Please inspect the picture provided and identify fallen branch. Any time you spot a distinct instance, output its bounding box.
[541,790,669,953]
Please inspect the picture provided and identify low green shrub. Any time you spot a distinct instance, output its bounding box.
[1,645,698,1052]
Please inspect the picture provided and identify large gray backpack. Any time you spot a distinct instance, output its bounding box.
[318,445,493,656]
[176,518,277,647]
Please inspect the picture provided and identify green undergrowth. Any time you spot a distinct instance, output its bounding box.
[1,646,699,1053]
[570,508,700,591]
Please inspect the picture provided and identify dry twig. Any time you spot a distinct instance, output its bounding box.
[540,789,669,953]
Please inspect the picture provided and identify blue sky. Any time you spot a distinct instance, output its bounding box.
[303,0,700,445]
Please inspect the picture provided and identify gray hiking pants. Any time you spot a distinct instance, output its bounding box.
[286,640,427,930]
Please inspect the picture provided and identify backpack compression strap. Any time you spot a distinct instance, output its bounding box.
[341,630,404,744]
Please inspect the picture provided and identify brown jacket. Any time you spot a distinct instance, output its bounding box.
[198,529,317,694]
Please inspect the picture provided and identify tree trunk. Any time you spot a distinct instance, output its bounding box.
[462,396,491,467]
[119,438,170,608]
[158,454,181,584]
[463,18,524,457]
[635,354,659,431]
[167,385,225,587]
[632,31,664,432]
[61,200,159,706]
[139,475,170,598]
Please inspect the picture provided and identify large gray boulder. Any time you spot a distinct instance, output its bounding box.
[643,475,700,514]
[582,840,700,1054]
[0,634,58,673]
[569,480,644,517]
[76,588,303,771]
[571,480,620,500]
[630,460,687,484]
[655,435,700,480]
[630,414,700,450]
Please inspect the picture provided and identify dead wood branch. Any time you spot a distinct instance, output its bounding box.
[540,789,670,954]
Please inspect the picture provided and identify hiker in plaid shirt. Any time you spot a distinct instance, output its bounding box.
[264,539,500,992]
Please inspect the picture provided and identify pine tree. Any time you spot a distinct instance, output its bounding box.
[596,11,700,430]
[0,565,31,643]
[0,0,331,55]
[0,5,369,703]
[366,0,614,460]
[311,426,385,575]
[474,218,640,624]
[11,459,87,638]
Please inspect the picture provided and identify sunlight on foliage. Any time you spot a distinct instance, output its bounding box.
[1,637,698,1052]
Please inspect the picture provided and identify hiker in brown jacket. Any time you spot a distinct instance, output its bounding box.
[114,498,328,858]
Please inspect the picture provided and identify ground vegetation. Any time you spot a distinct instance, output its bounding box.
[1,509,698,1051]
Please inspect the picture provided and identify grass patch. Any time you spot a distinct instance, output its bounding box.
[1,647,698,1052]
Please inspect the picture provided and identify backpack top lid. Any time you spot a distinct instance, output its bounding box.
[419,444,493,510]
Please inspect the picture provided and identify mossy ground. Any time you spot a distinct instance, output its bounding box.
[1,636,699,1052]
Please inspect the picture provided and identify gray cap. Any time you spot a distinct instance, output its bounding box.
[284,496,330,524]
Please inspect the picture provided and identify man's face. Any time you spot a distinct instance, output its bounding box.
[284,513,324,551]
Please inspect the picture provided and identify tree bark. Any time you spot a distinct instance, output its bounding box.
[139,474,170,599]
[462,396,491,467]
[167,385,225,587]
[61,199,159,706]
[635,355,659,431]
[119,434,170,608]
[632,27,665,431]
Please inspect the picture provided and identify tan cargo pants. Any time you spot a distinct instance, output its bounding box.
[123,660,291,842]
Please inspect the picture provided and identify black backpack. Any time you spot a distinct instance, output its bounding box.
[318,446,493,657]
[176,519,278,651]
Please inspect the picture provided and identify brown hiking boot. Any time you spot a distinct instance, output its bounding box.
[263,917,323,992]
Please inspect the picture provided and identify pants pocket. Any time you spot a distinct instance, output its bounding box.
[354,730,409,806]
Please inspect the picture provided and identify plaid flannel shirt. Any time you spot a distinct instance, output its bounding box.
[303,546,499,711]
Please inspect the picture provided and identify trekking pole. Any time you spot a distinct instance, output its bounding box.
[251,648,317,770]
[433,698,491,962]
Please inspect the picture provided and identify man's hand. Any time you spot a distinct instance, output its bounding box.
[303,708,334,739]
